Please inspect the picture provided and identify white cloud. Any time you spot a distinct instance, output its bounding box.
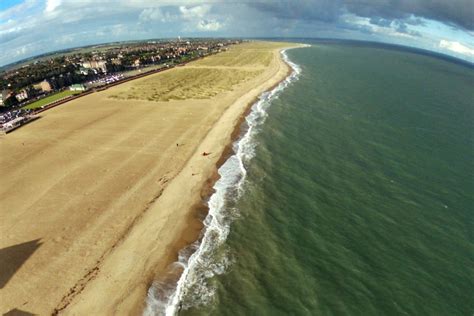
[139,7,177,23]
[178,5,225,32]
[45,0,62,13]
[139,8,165,22]
[197,19,222,31]
[439,40,474,57]
[179,5,211,20]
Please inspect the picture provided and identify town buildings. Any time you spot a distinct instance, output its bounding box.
[1,39,241,109]
[82,60,107,73]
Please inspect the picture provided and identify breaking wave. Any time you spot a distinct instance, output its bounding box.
[143,47,305,316]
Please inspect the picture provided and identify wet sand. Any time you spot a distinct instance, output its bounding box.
[0,41,300,315]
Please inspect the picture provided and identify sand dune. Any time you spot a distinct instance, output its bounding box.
[0,41,299,315]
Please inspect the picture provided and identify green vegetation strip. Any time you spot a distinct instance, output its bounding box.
[22,90,80,110]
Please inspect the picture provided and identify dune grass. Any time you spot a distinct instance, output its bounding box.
[108,42,285,103]
[110,68,263,102]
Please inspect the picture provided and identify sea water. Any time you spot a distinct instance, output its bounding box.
[147,41,474,315]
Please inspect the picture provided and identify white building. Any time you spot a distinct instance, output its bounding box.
[15,90,28,102]
[69,84,86,91]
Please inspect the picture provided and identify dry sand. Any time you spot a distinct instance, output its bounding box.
[0,41,300,315]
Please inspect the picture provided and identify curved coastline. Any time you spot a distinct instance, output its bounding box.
[144,46,306,316]
[54,43,305,315]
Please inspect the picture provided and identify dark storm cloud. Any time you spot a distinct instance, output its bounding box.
[248,0,344,23]
[345,0,474,30]
[248,0,474,30]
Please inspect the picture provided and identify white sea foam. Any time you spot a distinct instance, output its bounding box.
[143,47,305,316]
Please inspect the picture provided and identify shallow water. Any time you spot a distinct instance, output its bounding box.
[155,42,474,315]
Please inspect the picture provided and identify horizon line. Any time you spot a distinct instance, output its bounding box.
[1,37,472,71]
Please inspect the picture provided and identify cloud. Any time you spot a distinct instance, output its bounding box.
[179,4,211,19]
[439,40,474,57]
[197,19,222,31]
[343,14,422,39]
[139,8,167,22]
[392,20,422,37]
[369,17,392,28]
[248,0,343,23]
[0,0,38,20]
[178,4,225,32]
[45,0,62,13]
[345,0,474,31]
[15,46,27,57]
[0,0,473,66]
[249,0,474,31]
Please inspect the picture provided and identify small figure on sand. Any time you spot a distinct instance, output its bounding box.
[202,151,211,156]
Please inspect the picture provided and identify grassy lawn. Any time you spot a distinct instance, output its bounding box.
[22,90,80,110]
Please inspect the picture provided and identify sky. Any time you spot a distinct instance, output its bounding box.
[0,0,473,66]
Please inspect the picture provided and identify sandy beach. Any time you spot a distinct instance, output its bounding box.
[0,41,300,315]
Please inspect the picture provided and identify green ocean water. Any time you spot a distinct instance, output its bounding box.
[182,43,474,315]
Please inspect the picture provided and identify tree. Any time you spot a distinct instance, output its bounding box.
[3,95,19,107]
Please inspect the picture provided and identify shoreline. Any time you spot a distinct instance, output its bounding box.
[62,44,301,314]
[139,66,295,314]
[155,47,303,315]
